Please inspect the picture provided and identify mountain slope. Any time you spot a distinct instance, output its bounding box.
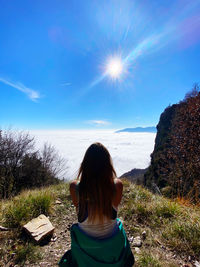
[1,181,199,266]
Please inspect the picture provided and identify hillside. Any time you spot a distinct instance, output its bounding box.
[1,181,200,267]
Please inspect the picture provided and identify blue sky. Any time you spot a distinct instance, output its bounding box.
[0,0,200,130]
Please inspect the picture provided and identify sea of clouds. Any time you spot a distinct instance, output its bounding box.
[29,130,156,180]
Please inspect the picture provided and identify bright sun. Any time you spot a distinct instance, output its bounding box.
[106,57,123,79]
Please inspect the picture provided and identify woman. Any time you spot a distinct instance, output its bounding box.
[59,143,134,266]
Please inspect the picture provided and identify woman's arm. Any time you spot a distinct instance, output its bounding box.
[69,180,79,208]
[112,178,123,207]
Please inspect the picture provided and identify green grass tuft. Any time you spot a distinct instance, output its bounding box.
[2,189,53,228]
[137,251,162,267]
[154,201,180,218]
[162,220,200,256]
[15,243,42,265]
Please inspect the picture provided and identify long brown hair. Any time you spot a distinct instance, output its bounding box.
[78,142,116,223]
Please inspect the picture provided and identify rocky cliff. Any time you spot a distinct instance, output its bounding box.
[144,85,200,201]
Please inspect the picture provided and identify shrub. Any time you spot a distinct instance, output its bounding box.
[161,186,173,198]
[0,129,66,199]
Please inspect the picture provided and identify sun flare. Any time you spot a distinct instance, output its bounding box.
[106,57,123,79]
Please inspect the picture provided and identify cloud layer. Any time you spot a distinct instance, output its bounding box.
[30,130,156,180]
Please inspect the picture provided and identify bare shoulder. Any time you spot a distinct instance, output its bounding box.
[69,180,79,207]
[113,178,123,207]
[114,178,123,190]
[70,180,78,189]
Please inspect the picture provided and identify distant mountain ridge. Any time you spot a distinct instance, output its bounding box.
[120,168,147,184]
[116,127,156,133]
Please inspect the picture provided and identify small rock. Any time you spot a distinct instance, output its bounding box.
[134,247,141,253]
[0,225,10,231]
[132,236,142,247]
[51,236,57,242]
[194,261,200,267]
[55,200,62,204]
[128,236,134,242]
[142,230,146,240]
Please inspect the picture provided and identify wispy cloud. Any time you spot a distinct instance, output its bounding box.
[0,77,40,101]
[60,82,71,87]
[86,120,110,126]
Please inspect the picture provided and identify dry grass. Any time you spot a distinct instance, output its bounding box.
[0,182,70,265]
[119,179,200,265]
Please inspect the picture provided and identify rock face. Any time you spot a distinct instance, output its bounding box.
[23,214,55,243]
[144,104,178,190]
[144,87,200,201]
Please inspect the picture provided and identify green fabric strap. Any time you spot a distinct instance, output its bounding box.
[59,218,134,267]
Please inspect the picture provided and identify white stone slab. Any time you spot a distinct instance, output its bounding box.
[23,214,55,243]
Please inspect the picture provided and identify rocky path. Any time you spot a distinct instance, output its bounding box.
[28,202,77,267]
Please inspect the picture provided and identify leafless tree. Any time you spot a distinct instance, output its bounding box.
[40,142,68,179]
[0,130,68,198]
[0,130,34,198]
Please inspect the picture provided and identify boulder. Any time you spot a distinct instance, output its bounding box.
[23,214,55,243]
